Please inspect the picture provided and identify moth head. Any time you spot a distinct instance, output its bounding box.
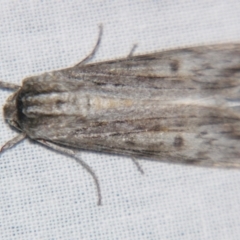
[3,90,22,131]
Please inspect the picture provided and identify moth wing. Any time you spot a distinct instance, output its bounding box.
[22,44,240,167]
[75,43,240,88]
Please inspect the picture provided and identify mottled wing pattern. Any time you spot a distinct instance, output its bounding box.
[18,44,240,167]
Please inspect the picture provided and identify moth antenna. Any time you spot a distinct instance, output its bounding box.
[0,81,21,91]
[0,133,26,153]
[74,24,103,67]
[37,140,102,206]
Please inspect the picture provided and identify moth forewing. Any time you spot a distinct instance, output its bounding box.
[1,35,240,204]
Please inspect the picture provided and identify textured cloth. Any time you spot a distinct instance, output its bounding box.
[1,1,240,239]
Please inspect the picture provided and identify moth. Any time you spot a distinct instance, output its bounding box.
[1,25,240,205]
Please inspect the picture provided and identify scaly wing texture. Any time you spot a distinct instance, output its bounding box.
[18,44,240,167]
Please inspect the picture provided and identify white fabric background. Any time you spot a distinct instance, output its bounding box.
[1,1,240,239]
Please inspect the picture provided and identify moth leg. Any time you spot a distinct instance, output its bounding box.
[0,133,26,153]
[37,140,102,206]
[0,81,21,91]
[131,157,144,174]
[74,24,103,67]
[127,44,138,58]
